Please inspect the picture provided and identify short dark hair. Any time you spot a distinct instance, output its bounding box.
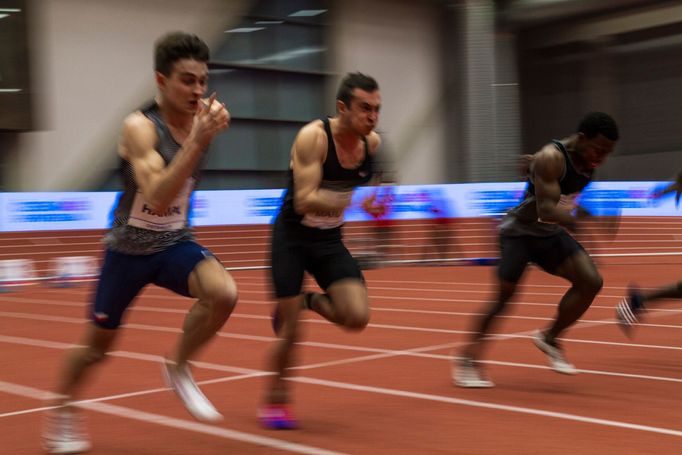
[336,72,379,107]
[154,32,210,76]
[577,112,619,141]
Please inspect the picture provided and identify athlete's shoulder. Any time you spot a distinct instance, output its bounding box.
[533,143,565,179]
[122,110,154,132]
[295,120,328,150]
[367,131,381,154]
[120,111,157,157]
[300,119,326,136]
[536,142,564,161]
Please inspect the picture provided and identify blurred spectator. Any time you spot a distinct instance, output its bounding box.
[361,182,395,265]
[421,188,457,265]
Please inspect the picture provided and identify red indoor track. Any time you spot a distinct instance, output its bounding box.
[2,217,682,454]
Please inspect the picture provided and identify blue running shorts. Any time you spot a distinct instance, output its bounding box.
[90,241,214,329]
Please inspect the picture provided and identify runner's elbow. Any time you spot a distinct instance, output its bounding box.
[293,196,311,215]
[536,206,555,222]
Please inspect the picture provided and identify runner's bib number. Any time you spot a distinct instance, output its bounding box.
[301,189,351,229]
[128,179,193,231]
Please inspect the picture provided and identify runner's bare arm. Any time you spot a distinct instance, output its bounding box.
[120,95,229,211]
[533,146,577,227]
[292,124,353,214]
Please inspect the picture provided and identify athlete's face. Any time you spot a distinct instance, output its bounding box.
[576,133,616,170]
[339,88,381,136]
[156,59,208,115]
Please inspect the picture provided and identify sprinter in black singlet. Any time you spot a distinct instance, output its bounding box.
[43,32,236,454]
[454,112,619,388]
[259,72,386,429]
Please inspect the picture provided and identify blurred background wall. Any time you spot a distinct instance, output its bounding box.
[1,0,682,191]
[332,0,446,185]
[0,0,251,191]
[511,0,682,181]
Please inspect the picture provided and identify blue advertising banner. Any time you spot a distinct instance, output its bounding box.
[0,181,678,232]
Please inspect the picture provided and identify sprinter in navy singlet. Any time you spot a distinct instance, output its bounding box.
[259,73,386,429]
[454,112,619,388]
[43,32,237,453]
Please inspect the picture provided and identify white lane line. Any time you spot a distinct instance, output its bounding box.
[0,404,60,419]
[106,350,265,376]
[2,306,682,358]
[3,358,682,445]
[0,334,81,350]
[2,331,682,387]
[0,381,344,455]
[6,293,682,331]
[5,291,682,332]
[291,377,682,438]
[79,401,346,455]
[477,359,682,384]
[0,311,85,324]
[58,284,663,304]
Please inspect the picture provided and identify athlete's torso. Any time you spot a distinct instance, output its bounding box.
[499,140,592,237]
[279,117,374,230]
[105,102,203,254]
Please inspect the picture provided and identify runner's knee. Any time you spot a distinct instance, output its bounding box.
[211,286,238,321]
[278,318,301,343]
[83,345,108,365]
[490,282,516,315]
[487,299,509,317]
[342,306,370,330]
[580,272,603,296]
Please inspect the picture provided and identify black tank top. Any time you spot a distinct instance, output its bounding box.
[279,117,373,228]
[499,140,593,237]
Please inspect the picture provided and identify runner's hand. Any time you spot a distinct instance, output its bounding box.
[193,93,230,145]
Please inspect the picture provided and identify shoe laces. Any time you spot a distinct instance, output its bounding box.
[541,335,567,360]
[457,358,483,378]
[617,300,638,324]
[47,409,87,441]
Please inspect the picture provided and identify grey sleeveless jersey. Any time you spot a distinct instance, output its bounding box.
[104,102,203,255]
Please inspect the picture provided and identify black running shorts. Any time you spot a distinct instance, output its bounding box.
[270,213,364,298]
[497,230,585,283]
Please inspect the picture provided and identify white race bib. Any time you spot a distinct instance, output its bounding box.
[128,179,193,231]
[301,188,351,229]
